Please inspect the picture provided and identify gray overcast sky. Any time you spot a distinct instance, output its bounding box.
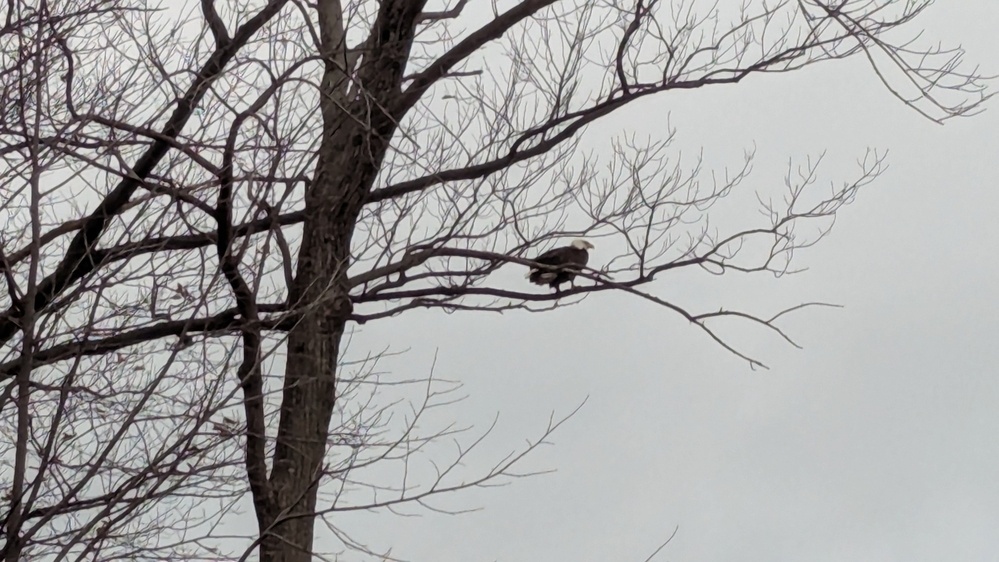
[325,3,999,561]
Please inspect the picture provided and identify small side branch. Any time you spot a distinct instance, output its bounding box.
[416,0,470,23]
[201,0,231,48]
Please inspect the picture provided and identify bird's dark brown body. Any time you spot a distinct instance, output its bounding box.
[525,239,594,291]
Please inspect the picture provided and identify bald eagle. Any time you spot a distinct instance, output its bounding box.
[525,239,594,291]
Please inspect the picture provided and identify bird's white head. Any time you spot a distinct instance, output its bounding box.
[571,239,594,250]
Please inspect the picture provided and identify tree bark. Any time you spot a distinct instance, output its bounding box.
[260,1,428,559]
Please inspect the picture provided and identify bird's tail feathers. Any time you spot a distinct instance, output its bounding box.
[526,269,557,285]
[531,272,557,283]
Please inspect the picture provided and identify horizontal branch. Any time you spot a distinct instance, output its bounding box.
[0,303,290,381]
[415,0,470,23]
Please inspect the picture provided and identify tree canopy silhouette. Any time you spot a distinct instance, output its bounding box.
[0,0,990,560]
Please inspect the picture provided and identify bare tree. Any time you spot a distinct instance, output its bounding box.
[0,0,990,560]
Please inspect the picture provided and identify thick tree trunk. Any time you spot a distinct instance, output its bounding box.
[258,1,427,559]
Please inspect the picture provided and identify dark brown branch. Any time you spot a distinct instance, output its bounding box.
[83,113,223,176]
[615,0,655,96]
[0,303,290,380]
[97,210,306,265]
[0,244,22,314]
[213,59,313,529]
[200,0,231,48]
[367,72,751,205]
[416,0,470,23]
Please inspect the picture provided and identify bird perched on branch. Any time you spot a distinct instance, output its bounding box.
[525,239,594,292]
